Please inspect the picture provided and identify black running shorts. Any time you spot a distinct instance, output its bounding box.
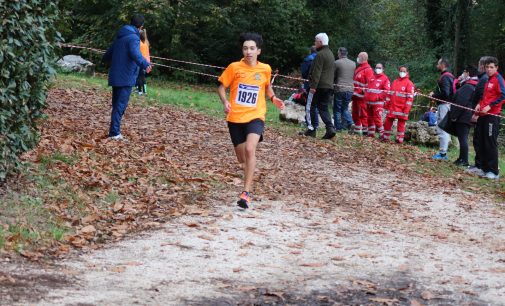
[227,118,264,147]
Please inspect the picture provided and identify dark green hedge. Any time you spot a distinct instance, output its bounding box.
[0,1,60,180]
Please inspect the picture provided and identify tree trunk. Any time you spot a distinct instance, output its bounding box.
[453,0,472,74]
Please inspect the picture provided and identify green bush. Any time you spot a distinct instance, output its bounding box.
[0,1,60,181]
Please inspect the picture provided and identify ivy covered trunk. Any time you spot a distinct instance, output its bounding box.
[0,0,59,181]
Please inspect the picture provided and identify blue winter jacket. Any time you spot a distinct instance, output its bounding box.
[300,52,317,91]
[102,25,150,87]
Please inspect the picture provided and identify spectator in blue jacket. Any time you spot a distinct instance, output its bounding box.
[102,14,152,140]
[420,107,437,126]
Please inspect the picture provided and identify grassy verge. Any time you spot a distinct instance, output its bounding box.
[0,151,81,255]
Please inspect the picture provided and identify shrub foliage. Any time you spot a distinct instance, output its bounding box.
[0,1,59,180]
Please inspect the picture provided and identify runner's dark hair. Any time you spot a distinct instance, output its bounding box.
[240,32,263,49]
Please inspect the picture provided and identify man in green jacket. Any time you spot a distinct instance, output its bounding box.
[302,33,337,139]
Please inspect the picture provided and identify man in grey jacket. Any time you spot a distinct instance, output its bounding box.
[333,47,356,131]
[302,33,337,139]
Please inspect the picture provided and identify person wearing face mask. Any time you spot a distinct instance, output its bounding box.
[364,62,390,138]
[352,52,374,135]
[382,66,415,144]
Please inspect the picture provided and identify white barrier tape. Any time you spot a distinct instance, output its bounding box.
[59,43,505,120]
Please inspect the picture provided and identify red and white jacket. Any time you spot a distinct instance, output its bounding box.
[364,73,390,106]
[353,62,373,99]
[386,75,415,120]
[478,72,505,116]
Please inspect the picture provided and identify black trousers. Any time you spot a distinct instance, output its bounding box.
[310,88,335,131]
[475,115,500,175]
[136,69,146,93]
[454,122,470,163]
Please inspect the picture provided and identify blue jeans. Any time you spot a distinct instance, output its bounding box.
[333,91,354,130]
[109,86,132,137]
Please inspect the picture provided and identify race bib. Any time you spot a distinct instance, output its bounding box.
[236,83,259,107]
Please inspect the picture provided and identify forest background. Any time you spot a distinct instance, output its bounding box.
[58,0,505,89]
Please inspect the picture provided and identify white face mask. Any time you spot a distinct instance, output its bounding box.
[375,68,383,74]
[357,57,361,64]
[399,71,407,78]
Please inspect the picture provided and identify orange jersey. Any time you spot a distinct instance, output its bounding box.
[140,41,150,63]
[218,59,272,123]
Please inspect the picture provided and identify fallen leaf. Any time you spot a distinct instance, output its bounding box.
[300,262,325,267]
[410,300,424,306]
[110,266,126,273]
[369,297,399,305]
[184,221,199,228]
[79,225,96,234]
[420,290,435,300]
[112,202,124,212]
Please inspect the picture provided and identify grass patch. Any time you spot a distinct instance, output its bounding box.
[0,191,70,253]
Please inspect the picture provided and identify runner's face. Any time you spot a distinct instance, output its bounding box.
[485,63,498,77]
[242,40,261,64]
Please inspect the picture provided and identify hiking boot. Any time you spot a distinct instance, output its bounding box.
[453,159,469,167]
[301,129,316,137]
[465,166,485,176]
[481,172,500,180]
[321,128,336,139]
[432,152,448,161]
[237,191,251,209]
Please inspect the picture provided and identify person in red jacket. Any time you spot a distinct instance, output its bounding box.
[352,52,374,135]
[364,62,390,137]
[382,65,415,143]
[472,57,505,180]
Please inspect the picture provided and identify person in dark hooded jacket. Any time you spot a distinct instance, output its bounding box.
[448,65,479,167]
[102,14,152,140]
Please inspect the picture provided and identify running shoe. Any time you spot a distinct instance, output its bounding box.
[109,134,124,140]
[465,166,485,177]
[481,172,500,180]
[237,191,251,209]
[432,152,448,161]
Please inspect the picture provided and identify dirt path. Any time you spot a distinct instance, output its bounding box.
[1,85,505,305]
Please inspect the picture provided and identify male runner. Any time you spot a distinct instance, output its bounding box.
[217,32,285,208]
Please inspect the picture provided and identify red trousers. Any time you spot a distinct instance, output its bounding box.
[366,103,384,137]
[352,97,367,134]
[383,117,407,143]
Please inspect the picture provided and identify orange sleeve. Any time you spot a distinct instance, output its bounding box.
[218,64,235,88]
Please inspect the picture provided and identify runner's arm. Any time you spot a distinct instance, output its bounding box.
[266,85,285,110]
[217,84,231,114]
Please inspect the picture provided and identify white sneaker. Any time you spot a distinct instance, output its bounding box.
[109,134,124,140]
[465,166,485,177]
[482,172,500,180]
